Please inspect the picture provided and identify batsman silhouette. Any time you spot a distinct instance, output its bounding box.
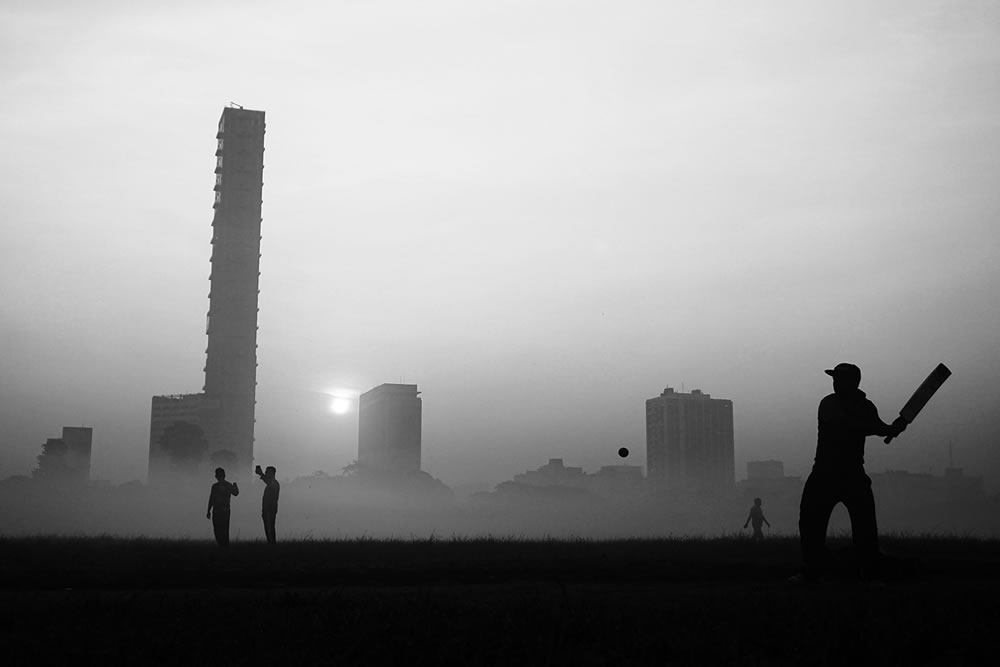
[794,363,907,582]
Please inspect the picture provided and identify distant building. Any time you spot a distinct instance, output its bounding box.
[514,458,586,487]
[646,387,734,495]
[34,439,67,480]
[358,384,422,473]
[505,458,645,502]
[32,426,93,482]
[148,106,266,480]
[872,468,985,508]
[942,467,986,502]
[148,393,205,481]
[737,459,803,505]
[589,465,645,501]
[747,460,784,480]
[61,427,92,480]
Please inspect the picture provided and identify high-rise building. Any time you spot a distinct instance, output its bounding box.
[148,106,265,481]
[646,387,734,495]
[200,106,265,474]
[358,384,422,473]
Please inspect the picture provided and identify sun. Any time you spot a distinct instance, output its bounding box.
[330,397,352,415]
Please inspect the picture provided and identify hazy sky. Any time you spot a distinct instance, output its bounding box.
[2,0,998,489]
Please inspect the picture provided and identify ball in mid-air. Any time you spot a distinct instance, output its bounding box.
[618,447,629,458]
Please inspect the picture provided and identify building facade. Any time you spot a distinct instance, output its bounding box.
[148,106,265,481]
[61,426,93,480]
[358,384,422,473]
[201,106,265,475]
[148,393,205,480]
[646,387,734,495]
[33,426,93,482]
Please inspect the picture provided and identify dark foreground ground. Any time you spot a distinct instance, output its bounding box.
[1,536,997,666]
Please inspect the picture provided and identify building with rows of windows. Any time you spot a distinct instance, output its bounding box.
[148,106,265,481]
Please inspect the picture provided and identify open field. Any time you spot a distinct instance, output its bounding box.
[1,536,997,665]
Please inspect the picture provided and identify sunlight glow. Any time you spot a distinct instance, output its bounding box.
[330,397,352,415]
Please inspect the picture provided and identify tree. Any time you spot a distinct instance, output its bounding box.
[159,422,209,474]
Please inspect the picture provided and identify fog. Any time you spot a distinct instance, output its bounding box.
[2,0,1000,513]
[3,470,998,539]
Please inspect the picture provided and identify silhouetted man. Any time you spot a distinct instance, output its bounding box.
[207,467,239,547]
[744,497,770,542]
[256,464,280,544]
[797,363,906,581]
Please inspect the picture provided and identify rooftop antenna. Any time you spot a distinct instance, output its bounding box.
[229,102,244,109]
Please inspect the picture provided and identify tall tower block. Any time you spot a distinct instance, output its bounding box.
[202,106,265,474]
[646,387,734,496]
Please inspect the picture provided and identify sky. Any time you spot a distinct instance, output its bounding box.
[1,0,999,489]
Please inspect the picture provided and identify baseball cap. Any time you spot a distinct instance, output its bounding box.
[824,363,861,382]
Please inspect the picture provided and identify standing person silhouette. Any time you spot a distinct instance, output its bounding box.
[256,465,280,545]
[207,467,239,547]
[744,497,770,542]
[796,363,906,581]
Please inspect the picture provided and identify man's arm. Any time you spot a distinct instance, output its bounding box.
[744,510,752,528]
[231,482,239,497]
[824,397,905,438]
[207,486,215,519]
[763,513,770,527]
[867,402,907,439]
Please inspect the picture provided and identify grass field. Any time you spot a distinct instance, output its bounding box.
[1,536,997,665]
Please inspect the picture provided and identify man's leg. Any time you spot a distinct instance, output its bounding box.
[217,510,231,547]
[845,475,880,579]
[799,473,837,579]
[753,525,763,542]
[263,512,276,544]
[212,512,225,546]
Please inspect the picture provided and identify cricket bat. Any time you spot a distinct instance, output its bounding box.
[884,363,952,443]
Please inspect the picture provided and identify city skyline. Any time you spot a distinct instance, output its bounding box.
[2,1,998,490]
